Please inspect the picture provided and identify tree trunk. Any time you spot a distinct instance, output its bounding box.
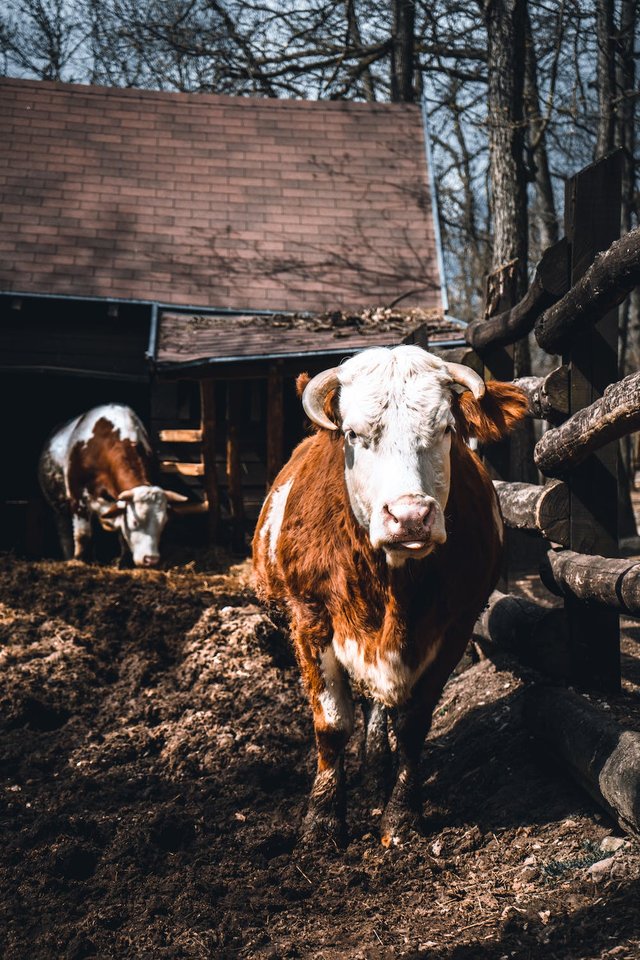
[484,0,529,298]
[595,0,616,159]
[390,0,415,102]
[524,8,559,254]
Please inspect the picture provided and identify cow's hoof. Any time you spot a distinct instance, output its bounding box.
[300,809,347,849]
[380,805,424,849]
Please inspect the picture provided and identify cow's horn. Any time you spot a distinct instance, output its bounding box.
[117,489,135,501]
[302,367,340,431]
[444,361,485,399]
[164,490,189,503]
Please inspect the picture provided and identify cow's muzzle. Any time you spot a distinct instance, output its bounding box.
[381,495,439,552]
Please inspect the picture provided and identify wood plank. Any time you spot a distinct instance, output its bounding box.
[158,428,203,443]
[159,461,204,477]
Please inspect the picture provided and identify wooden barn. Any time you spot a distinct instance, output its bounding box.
[0,77,463,554]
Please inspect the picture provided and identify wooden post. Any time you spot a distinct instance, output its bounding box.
[199,379,220,542]
[266,362,284,489]
[564,152,622,694]
[481,260,517,589]
[226,381,245,552]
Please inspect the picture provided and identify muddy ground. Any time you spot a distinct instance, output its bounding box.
[1,551,640,960]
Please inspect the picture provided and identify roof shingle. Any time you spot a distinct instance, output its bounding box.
[0,78,441,313]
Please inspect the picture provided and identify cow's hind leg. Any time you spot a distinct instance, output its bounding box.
[362,700,391,810]
[72,511,92,561]
[53,506,74,559]
[298,641,354,847]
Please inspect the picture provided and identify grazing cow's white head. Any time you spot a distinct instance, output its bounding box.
[99,485,187,567]
[302,346,486,567]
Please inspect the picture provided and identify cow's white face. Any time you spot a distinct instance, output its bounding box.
[337,347,459,567]
[102,485,169,567]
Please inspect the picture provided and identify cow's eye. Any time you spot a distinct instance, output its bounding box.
[444,424,453,436]
[344,429,358,444]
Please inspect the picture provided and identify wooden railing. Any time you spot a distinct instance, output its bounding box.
[465,151,640,838]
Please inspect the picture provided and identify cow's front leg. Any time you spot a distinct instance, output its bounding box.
[297,640,354,846]
[71,511,92,561]
[362,700,391,810]
[380,693,432,848]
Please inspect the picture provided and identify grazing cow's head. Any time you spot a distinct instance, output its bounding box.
[99,485,187,567]
[301,345,527,567]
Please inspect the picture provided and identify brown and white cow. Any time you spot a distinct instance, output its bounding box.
[253,346,527,846]
[39,404,187,567]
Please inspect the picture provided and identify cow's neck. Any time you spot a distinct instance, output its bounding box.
[102,442,151,498]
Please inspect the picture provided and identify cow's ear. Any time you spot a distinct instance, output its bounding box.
[457,380,529,444]
[296,372,310,397]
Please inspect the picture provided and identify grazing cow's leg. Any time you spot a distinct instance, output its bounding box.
[295,630,354,845]
[51,506,74,559]
[71,511,92,561]
[362,700,391,808]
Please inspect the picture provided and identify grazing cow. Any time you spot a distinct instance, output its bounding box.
[39,404,187,567]
[253,346,527,846]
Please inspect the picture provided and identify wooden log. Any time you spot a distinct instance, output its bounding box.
[199,379,220,541]
[473,590,569,681]
[541,548,640,616]
[534,224,640,355]
[465,238,569,350]
[534,371,640,478]
[512,365,569,423]
[524,685,640,838]
[494,479,569,546]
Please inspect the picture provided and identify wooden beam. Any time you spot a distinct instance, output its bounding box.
[473,590,569,681]
[563,152,621,695]
[199,379,220,541]
[158,428,203,443]
[266,362,284,489]
[512,365,569,423]
[465,237,569,350]
[493,479,569,546]
[534,371,640,477]
[226,381,245,551]
[160,461,204,477]
[535,223,640,355]
[541,548,640,616]
[524,686,640,838]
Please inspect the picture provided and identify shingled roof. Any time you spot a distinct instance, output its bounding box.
[0,78,442,314]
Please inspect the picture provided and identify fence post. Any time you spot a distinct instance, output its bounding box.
[482,260,517,589]
[564,152,622,694]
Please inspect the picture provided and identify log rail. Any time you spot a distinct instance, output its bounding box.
[464,152,640,836]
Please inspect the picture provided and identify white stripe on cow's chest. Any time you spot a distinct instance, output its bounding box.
[332,634,441,708]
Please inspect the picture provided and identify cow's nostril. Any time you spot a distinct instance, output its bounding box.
[143,555,160,567]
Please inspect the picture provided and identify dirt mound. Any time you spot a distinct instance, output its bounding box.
[1,554,639,959]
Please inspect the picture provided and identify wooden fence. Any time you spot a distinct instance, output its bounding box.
[464,151,640,837]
